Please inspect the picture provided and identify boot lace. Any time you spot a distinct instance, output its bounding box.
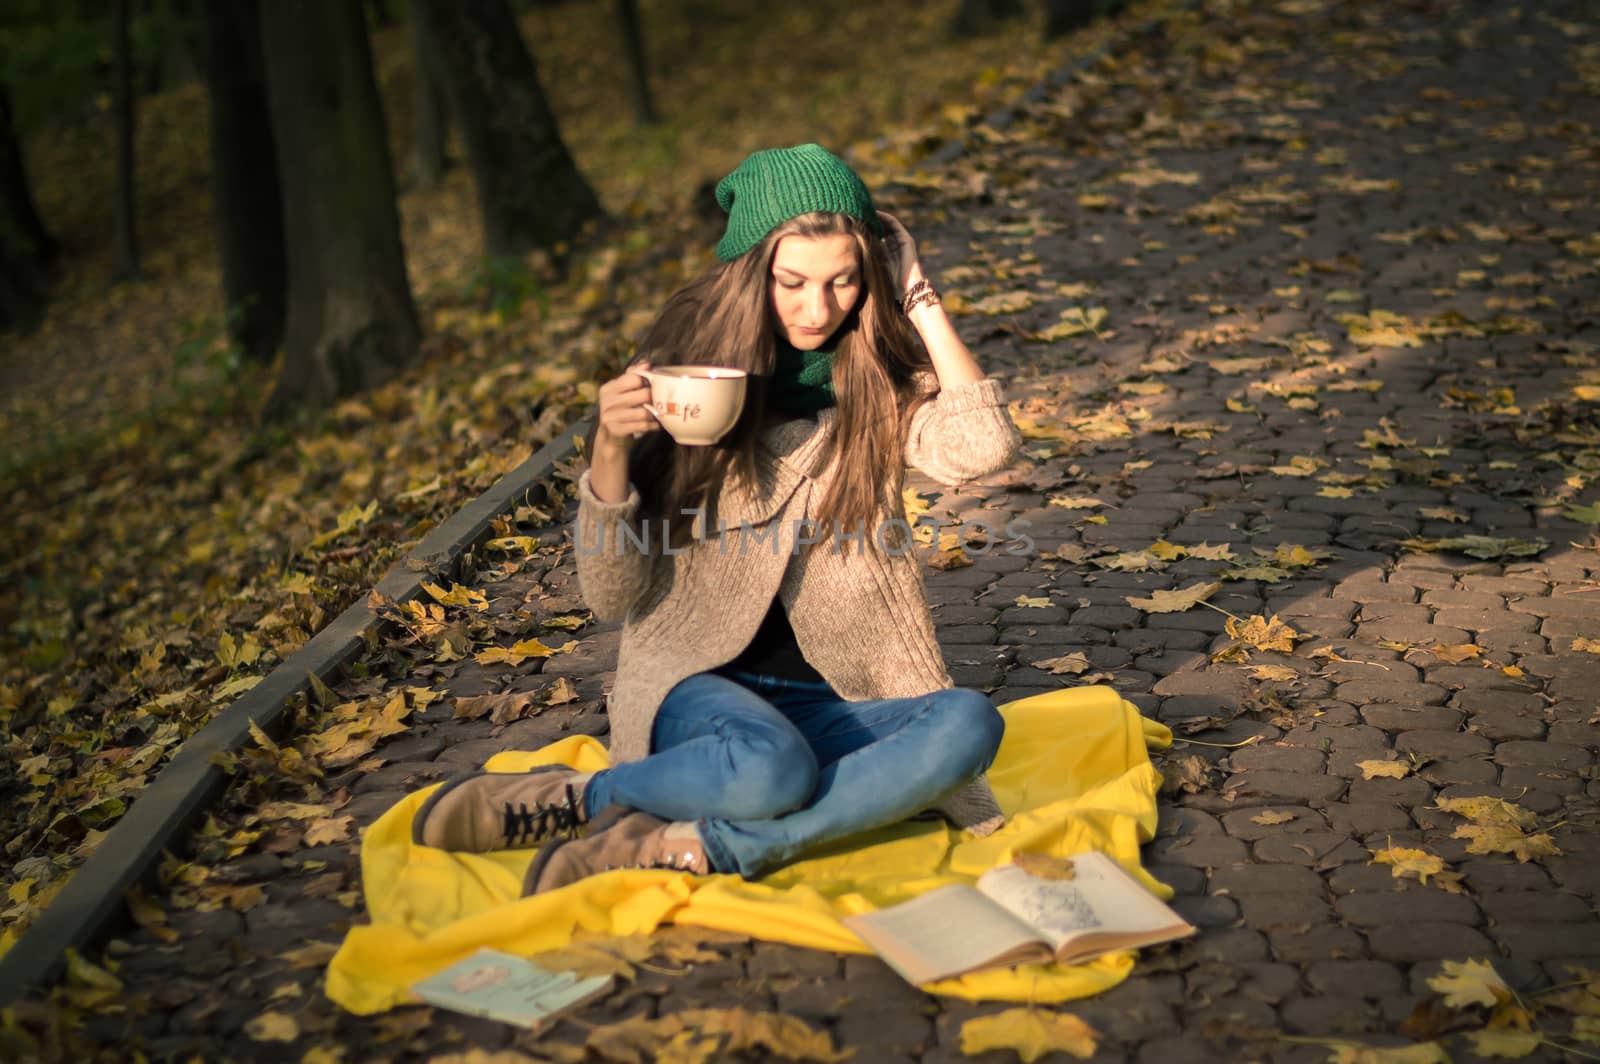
[500,785,582,846]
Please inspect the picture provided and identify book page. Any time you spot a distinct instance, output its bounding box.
[977,852,1193,957]
[843,884,1052,985]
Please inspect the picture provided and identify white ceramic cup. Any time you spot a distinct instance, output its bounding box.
[635,365,749,445]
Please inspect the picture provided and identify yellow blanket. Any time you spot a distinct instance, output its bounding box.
[326,686,1173,1014]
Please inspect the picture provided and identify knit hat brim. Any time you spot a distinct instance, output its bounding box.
[714,144,882,261]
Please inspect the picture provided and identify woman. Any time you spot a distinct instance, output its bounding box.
[414,144,1021,894]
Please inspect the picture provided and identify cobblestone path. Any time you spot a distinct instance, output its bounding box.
[73,1,1600,1060]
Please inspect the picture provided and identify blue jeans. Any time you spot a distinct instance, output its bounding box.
[581,670,1005,878]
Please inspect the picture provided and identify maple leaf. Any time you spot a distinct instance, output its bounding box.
[1095,550,1161,572]
[1359,760,1411,780]
[424,581,489,611]
[579,1008,847,1064]
[1572,638,1600,655]
[1463,1029,1542,1059]
[258,801,333,821]
[1125,581,1221,614]
[1214,614,1305,661]
[1250,810,1297,825]
[928,547,973,571]
[1452,823,1561,863]
[124,885,179,944]
[1012,852,1077,880]
[454,691,544,724]
[1033,306,1110,341]
[1014,595,1052,609]
[216,631,262,670]
[1046,494,1106,509]
[1400,535,1549,560]
[279,941,340,970]
[545,677,580,705]
[1370,846,1466,893]
[1035,652,1091,676]
[1159,754,1216,796]
[1418,643,1487,664]
[484,534,541,553]
[1435,797,1536,831]
[1245,664,1300,682]
[1147,539,1187,561]
[1322,1042,1450,1064]
[1428,959,1512,1009]
[475,637,575,667]
[1187,542,1236,561]
[1220,562,1292,583]
[308,499,378,549]
[243,1010,300,1042]
[302,816,353,847]
[971,289,1036,315]
[961,1009,1099,1061]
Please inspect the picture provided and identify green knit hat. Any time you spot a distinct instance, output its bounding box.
[714,144,882,262]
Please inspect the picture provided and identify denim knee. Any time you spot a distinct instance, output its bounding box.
[709,728,819,819]
[932,688,1005,773]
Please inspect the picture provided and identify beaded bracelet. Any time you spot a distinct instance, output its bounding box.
[902,278,940,314]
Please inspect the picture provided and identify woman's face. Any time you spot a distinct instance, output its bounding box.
[769,233,862,350]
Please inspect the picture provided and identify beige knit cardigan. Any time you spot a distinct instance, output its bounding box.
[572,375,1022,833]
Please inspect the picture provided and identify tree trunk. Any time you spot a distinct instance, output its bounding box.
[1043,0,1109,39]
[114,0,142,280]
[197,0,286,364]
[412,0,602,259]
[410,6,450,190]
[0,86,57,269]
[0,83,52,332]
[259,0,420,417]
[952,0,1026,36]
[614,0,656,125]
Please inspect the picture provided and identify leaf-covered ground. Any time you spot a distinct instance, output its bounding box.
[8,0,1600,1059]
[0,0,1129,952]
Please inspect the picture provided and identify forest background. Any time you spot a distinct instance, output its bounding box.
[0,0,1131,955]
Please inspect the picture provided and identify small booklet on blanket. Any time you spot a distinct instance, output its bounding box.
[410,949,612,1029]
[843,850,1195,985]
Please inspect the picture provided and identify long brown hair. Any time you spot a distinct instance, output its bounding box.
[604,212,932,550]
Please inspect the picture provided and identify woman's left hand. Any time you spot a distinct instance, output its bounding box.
[878,211,924,299]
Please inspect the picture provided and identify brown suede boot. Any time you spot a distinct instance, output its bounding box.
[521,807,711,895]
[411,766,591,852]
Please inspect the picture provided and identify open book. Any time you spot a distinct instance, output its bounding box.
[411,949,612,1029]
[842,850,1195,986]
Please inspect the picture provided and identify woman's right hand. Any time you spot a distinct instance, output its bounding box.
[594,362,659,451]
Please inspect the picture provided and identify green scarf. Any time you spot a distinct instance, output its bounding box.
[769,340,838,417]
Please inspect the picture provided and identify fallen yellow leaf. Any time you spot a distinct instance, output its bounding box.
[1452,822,1561,863]
[1358,760,1411,780]
[243,1011,300,1043]
[1427,958,1512,1008]
[1370,846,1465,893]
[1125,581,1221,614]
[1463,1028,1542,1058]
[960,1008,1100,1062]
[1035,652,1091,676]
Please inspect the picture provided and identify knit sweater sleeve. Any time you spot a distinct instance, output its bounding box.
[903,376,1022,484]
[572,469,654,622]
